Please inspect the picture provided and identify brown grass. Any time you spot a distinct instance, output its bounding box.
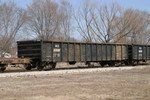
[0,66,150,100]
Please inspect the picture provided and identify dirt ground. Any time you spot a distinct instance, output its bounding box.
[0,66,150,100]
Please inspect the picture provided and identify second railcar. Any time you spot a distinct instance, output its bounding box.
[17,40,128,70]
[128,44,150,64]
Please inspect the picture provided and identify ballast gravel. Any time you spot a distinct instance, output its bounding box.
[0,65,147,78]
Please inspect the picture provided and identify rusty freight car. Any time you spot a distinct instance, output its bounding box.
[0,58,31,72]
[17,40,129,70]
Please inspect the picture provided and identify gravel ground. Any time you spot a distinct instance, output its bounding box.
[0,65,150,100]
[0,65,148,78]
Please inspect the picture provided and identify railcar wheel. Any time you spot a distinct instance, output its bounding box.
[100,62,105,67]
[69,62,76,65]
[44,63,56,71]
[44,64,52,70]
[26,66,32,70]
[25,64,32,70]
[86,62,90,67]
[36,62,44,71]
[108,62,115,66]
[37,66,43,71]
[124,61,129,65]
[0,67,6,72]
[44,64,53,70]
[52,63,56,69]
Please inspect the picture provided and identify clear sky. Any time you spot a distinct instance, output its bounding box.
[5,0,149,39]
[3,0,150,12]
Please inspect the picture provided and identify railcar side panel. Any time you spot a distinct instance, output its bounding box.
[17,41,41,59]
[138,46,143,60]
[42,42,52,62]
[116,46,121,60]
[68,43,74,61]
[148,47,150,59]
[122,45,128,60]
[81,44,86,61]
[133,46,138,60]
[86,44,91,61]
[92,44,97,61]
[18,41,130,63]
[143,46,147,59]
[112,45,116,60]
[106,45,111,60]
[97,45,102,61]
[61,43,67,62]
[53,42,61,62]
[102,45,107,61]
[75,44,80,61]
[132,45,150,61]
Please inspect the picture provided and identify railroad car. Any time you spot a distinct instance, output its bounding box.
[17,40,129,70]
[1,40,150,72]
[0,58,31,72]
[127,44,150,64]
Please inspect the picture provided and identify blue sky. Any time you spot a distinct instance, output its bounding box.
[6,0,149,39]
[3,0,150,12]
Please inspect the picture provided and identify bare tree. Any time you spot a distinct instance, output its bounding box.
[58,0,73,41]
[75,2,123,42]
[113,9,150,44]
[113,9,144,43]
[90,2,122,43]
[0,1,26,57]
[126,10,150,44]
[89,3,143,43]
[74,1,95,42]
[27,0,59,40]
[26,0,73,41]
[75,1,150,43]
[75,2,123,43]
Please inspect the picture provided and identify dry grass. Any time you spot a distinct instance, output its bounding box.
[0,66,150,100]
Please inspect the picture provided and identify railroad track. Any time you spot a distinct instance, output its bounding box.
[0,64,137,73]
[0,66,101,73]
[0,65,148,78]
[2,63,149,73]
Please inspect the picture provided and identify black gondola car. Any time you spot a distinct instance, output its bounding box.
[128,44,150,64]
[1,41,149,72]
[17,40,130,70]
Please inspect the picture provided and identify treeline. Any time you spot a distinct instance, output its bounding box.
[0,0,150,57]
